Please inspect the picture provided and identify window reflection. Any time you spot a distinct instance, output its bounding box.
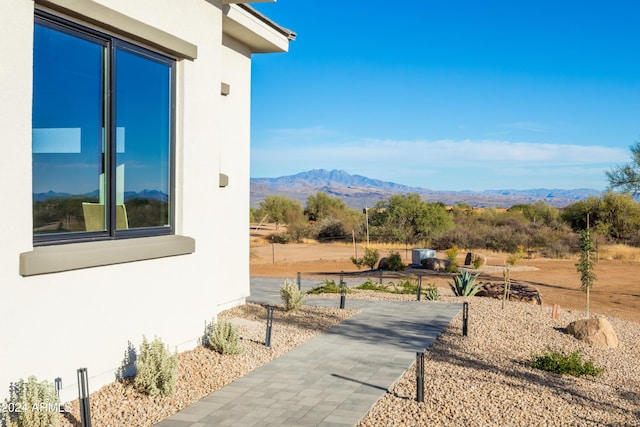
[32,17,174,241]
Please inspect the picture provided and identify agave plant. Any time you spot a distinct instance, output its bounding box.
[449,271,483,297]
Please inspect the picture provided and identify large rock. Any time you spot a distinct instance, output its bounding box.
[476,282,543,305]
[421,258,450,271]
[566,318,618,349]
[464,252,486,268]
[378,257,388,270]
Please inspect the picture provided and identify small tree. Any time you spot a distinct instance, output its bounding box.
[351,247,379,270]
[576,216,597,317]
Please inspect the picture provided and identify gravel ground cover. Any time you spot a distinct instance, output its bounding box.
[59,304,358,427]
[59,289,639,427]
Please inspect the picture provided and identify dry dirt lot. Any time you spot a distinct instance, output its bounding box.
[250,226,640,323]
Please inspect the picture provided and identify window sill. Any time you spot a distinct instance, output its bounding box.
[20,235,195,276]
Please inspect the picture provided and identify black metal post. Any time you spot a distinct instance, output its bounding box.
[417,275,422,301]
[379,269,383,284]
[339,272,346,309]
[462,302,469,336]
[77,368,92,427]
[297,272,301,291]
[265,305,274,347]
[54,377,62,399]
[416,352,424,402]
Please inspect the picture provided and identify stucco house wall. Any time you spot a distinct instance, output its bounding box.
[0,0,291,403]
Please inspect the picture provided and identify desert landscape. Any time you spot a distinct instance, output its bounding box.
[250,225,640,323]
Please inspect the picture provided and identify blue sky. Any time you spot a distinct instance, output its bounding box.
[250,1,640,191]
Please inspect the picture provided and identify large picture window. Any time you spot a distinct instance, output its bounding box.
[32,13,174,244]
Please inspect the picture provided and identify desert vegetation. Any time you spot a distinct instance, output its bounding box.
[251,190,640,258]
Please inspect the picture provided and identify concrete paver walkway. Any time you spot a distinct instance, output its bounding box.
[155,278,461,427]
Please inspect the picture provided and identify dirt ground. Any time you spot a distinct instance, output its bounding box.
[250,226,640,323]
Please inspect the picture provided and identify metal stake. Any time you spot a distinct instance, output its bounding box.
[417,275,422,301]
[265,305,274,347]
[416,352,425,402]
[462,302,469,336]
[379,269,383,284]
[77,368,92,427]
[297,272,301,291]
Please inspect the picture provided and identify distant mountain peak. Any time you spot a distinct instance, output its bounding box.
[251,169,601,210]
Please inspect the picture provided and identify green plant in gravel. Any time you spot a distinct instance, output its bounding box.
[280,279,305,311]
[424,284,441,301]
[387,279,418,294]
[307,279,351,294]
[526,349,604,377]
[204,320,243,355]
[134,336,178,397]
[1,376,61,427]
[449,271,483,296]
[355,278,388,292]
[386,252,405,271]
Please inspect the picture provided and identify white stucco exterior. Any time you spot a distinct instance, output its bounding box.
[0,0,291,403]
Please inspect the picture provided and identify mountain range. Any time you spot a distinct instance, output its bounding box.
[250,169,601,209]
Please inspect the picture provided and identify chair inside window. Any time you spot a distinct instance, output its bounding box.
[82,202,129,231]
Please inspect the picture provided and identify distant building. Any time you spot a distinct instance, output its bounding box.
[1,0,293,402]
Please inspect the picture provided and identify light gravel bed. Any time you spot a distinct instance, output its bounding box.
[60,290,639,427]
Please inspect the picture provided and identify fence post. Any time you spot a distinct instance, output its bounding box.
[297,272,301,291]
[417,275,422,301]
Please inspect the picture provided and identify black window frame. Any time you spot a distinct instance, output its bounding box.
[33,11,176,246]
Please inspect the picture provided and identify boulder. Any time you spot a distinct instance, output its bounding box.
[464,252,486,268]
[475,282,543,305]
[566,318,618,349]
[377,257,388,270]
[421,258,450,271]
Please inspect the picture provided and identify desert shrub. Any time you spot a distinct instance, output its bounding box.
[204,320,243,355]
[445,245,459,261]
[472,256,484,269]
[386,252,405,271]
[387,279,418,294]
[134,336,178,397]
[1,376,61,427]
[280,279,306,311]
[316,217,347,241]
[356,278,387,292]
[307,279,350,294]
[526,349,604,377]
[351,247,380,270]
[506,244,526,266]
[449,271,483,296]
[424,284,441,301]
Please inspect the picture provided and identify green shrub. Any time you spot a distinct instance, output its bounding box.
[472,256,483,270]
[386,252,405,271]
[204,320,243,355]
[446,261,460,273]
[424,284,441,301]
[351,248,380,270]
[445,245,459,262]
[526,349,604,377]
[355,278,388,292]
[387,279,418,294]
[2,376,61,427]
[307,279,350,294]
[280,279,305,311]
[134,336,178,397]
[449,271,483,296]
